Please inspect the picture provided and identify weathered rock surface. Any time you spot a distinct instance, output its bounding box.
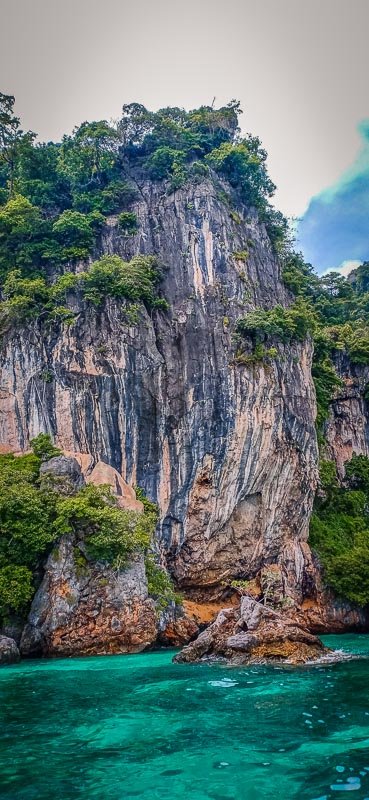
[17,453,199,656]
[20,537,158,657]
[0,179,318,602]
[3,177,369,658]
[157,607,199,647]
[86,460,144,512]
[40,455,84,492]
[301,586,369,633]
[325,353,369,476]
[21,455,156,656]
[0,636,20,665]
[174,594,326,665]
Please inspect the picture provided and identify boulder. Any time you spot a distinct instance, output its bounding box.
[86,461,144,512]
[40,455,85,493]
[0,636,20,665]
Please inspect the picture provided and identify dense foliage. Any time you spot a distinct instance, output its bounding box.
[310,455,369,606]
[236,254,369,435]
[54,484,156,570]
[236,298,316,343]
[0,254,165,331]
[0,94,286,311]
[145,555,182,612]
[234,254,369,606]
[283,255,369,432]
[0,436,158,623]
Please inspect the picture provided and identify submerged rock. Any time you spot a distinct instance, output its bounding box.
[174,595,327,665]
[0,636,20,665]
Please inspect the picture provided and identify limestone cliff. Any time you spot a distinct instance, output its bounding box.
[325,353,369,476]
[0,178,326,654]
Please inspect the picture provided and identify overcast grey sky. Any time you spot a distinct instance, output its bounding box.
[1,0,368,219]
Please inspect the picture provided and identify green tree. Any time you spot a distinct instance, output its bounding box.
[0,453,56,572]
[57,120,119,192]
[310,455,369,606]
[345,453,369,494]
[54,484,156,570]
[118,211,138,235]
[0,92,35,196]
[0,194,47,276]
[0,565,34,617]
[206,139,275,210]
[146,147,186,182]
[30,433,61,461]
[52,209,102,261]
[15,141,71,213]
[81,254,163,307]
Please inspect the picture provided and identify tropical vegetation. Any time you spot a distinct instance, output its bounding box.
[0,435,158,624]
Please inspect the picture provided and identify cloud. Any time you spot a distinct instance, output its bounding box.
[296,120,369,273]
[322,260,362,278]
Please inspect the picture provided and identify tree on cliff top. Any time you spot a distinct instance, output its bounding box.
[0,93,35,198]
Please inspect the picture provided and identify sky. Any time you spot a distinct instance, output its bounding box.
[1,0,368,273]
[297,120,369,272]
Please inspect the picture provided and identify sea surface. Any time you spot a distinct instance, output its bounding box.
[1,635,369,799]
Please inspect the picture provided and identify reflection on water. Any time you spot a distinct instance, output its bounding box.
[1,635,369,799]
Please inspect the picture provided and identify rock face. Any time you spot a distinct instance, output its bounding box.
[302,592,369,633]
[157,607,199,647]
[20,537,158,657]
[86,461,144,512]
[3,176,369,658]
[174,594,326,665]
[0,636,20,665]
[0,179,318,606]
[325,353,369,476]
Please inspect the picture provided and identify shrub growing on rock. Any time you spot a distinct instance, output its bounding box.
[54,484,157,570]
[0,435,160,622]
[117,211,138,235]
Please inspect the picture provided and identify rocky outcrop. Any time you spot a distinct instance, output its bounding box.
[2,175,368,657]
[86,461,144,512]
[174,594,326,665]
[302,593,369,633]
[20,537,158,657]
[20,454,198,656]
[174,559,368,664]
[0,636,20,665]
[157,606,199,647]
[0,179,318,608]
[39,455,85,492]
[20,455,150,657]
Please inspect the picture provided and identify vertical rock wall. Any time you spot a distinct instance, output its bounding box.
[324,353,369,475]
[0,179,319,618]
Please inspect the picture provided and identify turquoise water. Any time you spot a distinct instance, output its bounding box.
[2,636,369,799]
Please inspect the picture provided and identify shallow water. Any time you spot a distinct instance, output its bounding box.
[1,635,369,799]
